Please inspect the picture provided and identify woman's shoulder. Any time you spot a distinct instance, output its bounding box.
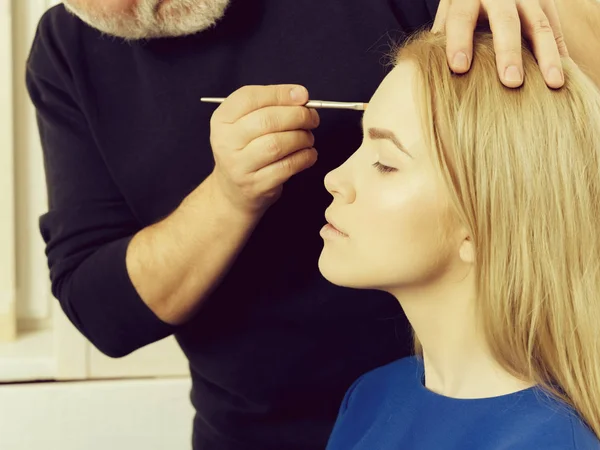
[508,410,600,450]
[511,387,599,449]
[470,385,600,449]
[568,415,600,449]
[337,357,421,418]
[356,356,420,385]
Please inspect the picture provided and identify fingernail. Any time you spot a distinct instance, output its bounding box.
[504,65,523,83]
[452,52,469,72]
[290,86,307,102]
[547,66,564,86]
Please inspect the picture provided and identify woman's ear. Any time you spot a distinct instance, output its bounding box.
[459,236,474,264]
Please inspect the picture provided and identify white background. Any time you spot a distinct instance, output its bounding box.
[0,1,195,448]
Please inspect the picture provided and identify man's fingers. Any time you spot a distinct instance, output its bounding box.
[255,147,319,189]
[432,0,451,33]
[486,0,524,87]
[445,0,480,73]
[541,0,568,58]
[243,130,315,173]
[518,0,564,88]
[212,85,309,124]
[233,106,319,148]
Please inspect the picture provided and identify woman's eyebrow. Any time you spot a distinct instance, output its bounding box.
[369,129,414,159]
[360,117,413,158]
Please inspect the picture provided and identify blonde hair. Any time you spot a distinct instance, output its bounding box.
[398,30,600,437]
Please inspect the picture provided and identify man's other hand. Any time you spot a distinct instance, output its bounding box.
[433,0,570,88]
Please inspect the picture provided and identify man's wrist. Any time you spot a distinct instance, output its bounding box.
[185,173,263,229]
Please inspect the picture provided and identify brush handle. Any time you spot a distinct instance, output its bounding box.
[200,97,367,111]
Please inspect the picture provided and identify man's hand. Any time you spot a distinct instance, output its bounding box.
[432,0,570,88]
[209,85,319,216]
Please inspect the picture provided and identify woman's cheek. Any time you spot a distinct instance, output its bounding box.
[378,182,445,234]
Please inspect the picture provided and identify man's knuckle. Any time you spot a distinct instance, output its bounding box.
[211,140,224,155]
[278,155,295,175]
[449,8,478,24]
[555,33,566,46]
[299,107,313,124]
[276,86,288,104]
[555,33,568,53]
[210,112,221,128]
[254,114,272,133]
[264,116,277,132]
[494,9,519,25]
[210,132,225,151]
[238,85,256,97]
[265,135,281,158]
[530,17,553,35]
[239,86,259,108]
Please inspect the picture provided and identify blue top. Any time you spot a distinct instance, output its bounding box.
[327,357,600,450]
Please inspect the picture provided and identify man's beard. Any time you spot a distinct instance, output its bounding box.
[63,0,230,40]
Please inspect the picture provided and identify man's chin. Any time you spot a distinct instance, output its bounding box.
[64,0,231,40]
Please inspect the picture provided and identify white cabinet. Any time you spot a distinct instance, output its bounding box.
[0,377,195,450]
[88,334,189,379]
[54,301,190,381]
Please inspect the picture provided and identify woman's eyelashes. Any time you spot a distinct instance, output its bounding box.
[372,161,397,174]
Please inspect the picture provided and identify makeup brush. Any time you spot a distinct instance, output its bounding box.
[200,97,368,111]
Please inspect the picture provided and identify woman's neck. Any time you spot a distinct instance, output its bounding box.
[392,274,534,399]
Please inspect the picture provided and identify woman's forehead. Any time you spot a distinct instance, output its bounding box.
[364,63,424,149]
[367,63,418,119]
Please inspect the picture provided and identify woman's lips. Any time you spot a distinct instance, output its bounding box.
[320,223,347,238]
[322,211,349,237]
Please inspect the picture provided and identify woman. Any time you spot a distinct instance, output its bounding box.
[319,30,600,449]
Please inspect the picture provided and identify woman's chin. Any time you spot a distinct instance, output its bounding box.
[318,252,363,289]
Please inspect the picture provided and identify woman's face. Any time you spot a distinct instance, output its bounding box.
[319,62,468,293]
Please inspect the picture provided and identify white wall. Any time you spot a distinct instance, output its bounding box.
[0,0,17,340]
[12,0,54,323]
[1,4,194,449]
[1,0,189,384]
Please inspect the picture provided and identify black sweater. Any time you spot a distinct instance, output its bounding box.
[26,1,438,448]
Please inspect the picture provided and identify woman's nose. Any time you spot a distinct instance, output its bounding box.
[324,163,355,203]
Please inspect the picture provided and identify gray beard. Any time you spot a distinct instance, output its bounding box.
[63,0,231,40]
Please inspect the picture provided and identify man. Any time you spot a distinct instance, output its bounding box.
[26,0,599,449]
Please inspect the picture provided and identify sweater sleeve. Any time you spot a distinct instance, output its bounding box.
[26,9,176,358]
[392,0,439,31]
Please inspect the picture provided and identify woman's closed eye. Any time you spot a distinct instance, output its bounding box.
[372,161,397,174]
